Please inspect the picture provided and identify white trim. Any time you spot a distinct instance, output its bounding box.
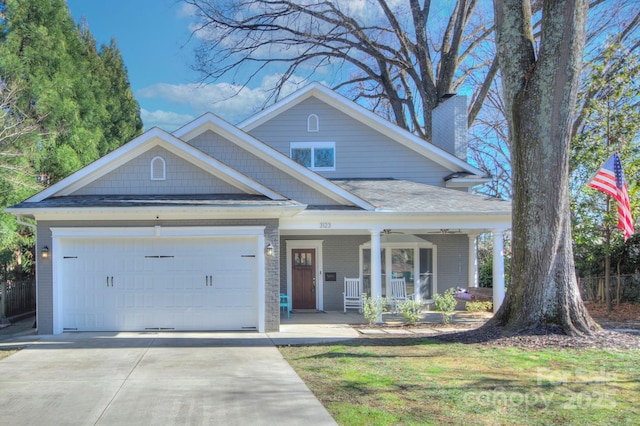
[52,236,63,334]
[361,237,437,301]
[290,141,336,171]
[492,229,505,313]
[285,240,324,311]
[280,211,512,233]
[468,233,479,288]
[50,226,267,334]
[445,177,492,189]
[150,156,166,181]
[257,233,266,332]
[172,113,374,210]
[26,128,285,202]
[9,203,306,221]
[50,226,266,239]
[238,82,485,175]
[307,113,319,132]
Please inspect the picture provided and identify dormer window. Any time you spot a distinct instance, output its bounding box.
[290,142,335,171]
[307,114,319,132]
[150,156,166,180]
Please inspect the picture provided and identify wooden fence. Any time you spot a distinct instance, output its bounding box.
[0,279,36,320]
[578,274,640,304]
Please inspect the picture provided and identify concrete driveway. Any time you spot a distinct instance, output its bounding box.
[0,332,336,425]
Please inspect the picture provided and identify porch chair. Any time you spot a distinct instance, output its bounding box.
[389,278,411,313]
[343,277,363,313]
[280,293,290,318]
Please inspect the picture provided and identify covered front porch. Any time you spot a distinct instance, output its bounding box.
[280,228,508,317]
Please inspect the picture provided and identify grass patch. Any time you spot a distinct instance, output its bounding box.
[280,338,640,425]
[0,349,20,361]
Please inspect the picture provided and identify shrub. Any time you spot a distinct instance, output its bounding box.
[397,299,422,325]
[465,300,493,313]
[362,294,386,325]
[433,288,457,324]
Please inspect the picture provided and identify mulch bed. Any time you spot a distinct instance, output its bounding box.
[354,302,640,350]
[433,324,640,350]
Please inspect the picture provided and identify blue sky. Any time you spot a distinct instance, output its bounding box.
[67,0,205,131]
[65,1,466,133]
[66,0,340,132]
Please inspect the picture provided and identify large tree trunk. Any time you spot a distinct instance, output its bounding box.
[490,0,598,335]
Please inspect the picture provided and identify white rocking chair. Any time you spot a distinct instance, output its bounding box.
[390,278,411,313]
[343,277,363,313]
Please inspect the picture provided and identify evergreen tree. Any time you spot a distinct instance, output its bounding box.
[0,0,142,182]
[0,0,143,279]
[99,39,143,153]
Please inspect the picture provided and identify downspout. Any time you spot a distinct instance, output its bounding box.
[16,214,36,229]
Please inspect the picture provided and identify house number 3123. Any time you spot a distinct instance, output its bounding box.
[320,222,332,229]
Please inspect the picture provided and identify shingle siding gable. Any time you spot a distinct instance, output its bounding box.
[246,97,452,185]
[72,146,241,196]
[187,130,339,205]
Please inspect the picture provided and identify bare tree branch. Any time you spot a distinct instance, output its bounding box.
[185,0,494,141]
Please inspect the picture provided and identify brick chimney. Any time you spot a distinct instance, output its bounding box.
[431,94,468,161]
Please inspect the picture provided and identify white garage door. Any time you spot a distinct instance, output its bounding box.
[58,235,259,331]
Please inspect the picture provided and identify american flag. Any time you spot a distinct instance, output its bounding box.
[589,152,635,241]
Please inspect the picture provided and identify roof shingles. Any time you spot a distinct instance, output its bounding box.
[332,179,510,214]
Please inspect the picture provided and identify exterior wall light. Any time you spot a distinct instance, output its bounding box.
[41,246,49,259]
[265,243,274,257]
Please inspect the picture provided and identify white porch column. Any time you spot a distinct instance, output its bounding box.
[370,230,383,323]
[468,233,479,288]
[492,229,505,313]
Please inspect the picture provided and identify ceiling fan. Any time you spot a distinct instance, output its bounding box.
[425,228,462,234]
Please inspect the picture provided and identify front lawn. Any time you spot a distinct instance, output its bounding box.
[280,338,639,425]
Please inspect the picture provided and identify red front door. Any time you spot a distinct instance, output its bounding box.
[292,249,316,310]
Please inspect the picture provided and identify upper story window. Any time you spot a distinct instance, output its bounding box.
[150,156,166,180]
[290,142,335,171]
[307,114,319,132]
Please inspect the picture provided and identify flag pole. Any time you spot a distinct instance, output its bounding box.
[605,196,611,312]
[604,104,612,313]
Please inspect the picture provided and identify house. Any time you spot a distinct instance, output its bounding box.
[7,83,511,334]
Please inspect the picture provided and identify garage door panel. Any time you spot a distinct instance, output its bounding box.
[60,235,260,331]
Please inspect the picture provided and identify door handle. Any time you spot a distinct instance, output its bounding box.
[107,276,114,287]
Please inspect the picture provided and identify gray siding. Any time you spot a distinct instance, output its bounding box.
[36,219,280,334]
[73,146,240,195]
[247,97,452,185]
[432,95,468,160]
[188,131,339,205]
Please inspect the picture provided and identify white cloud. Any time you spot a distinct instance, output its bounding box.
[136,75,322,125]
[176,2,197,18]
[140,109,195,132]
